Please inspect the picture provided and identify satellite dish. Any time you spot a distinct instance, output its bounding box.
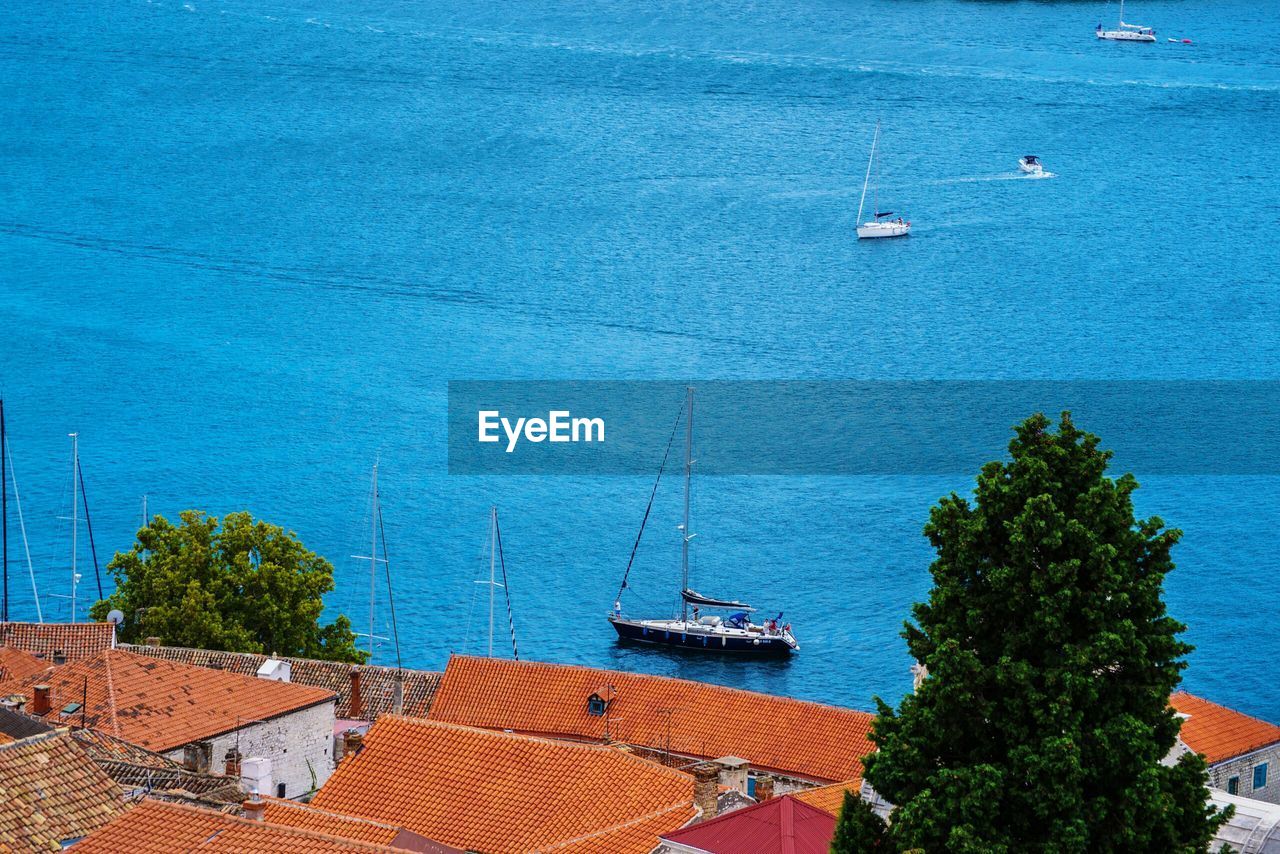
[106,609,125,626]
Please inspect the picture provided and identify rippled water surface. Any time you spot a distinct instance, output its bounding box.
[2,0,1278,715]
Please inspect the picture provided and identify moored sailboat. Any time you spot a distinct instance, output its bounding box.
[856,121,911,239]
[1096,0,1156,41]
[607,388,798,655]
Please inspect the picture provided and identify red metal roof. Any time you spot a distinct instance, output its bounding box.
[661,795,836,854]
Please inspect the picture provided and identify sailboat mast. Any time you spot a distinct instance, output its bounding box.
[1118,0,1125,25]
[70,432,78,621]
[369,462,379,661]
[1,399,7,623]
[857,121,879,225]
[680,387,693,623]
[489,506,497,657]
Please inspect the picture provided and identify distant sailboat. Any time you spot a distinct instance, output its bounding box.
[856,121,911,240]
[1096,0,1156,41]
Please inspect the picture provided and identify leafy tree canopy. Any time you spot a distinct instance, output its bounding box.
[863,412,1229,853]
[91,510,367,664]
[831,789,889,853]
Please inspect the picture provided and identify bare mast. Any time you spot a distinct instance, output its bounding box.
[69,432,78,621]
[680,387,693,623]
[369,462,379,661]
[857,121,880,226]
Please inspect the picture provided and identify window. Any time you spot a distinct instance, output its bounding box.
[1228,776,1239,795]
[587,696,606,716]
[1254,763,1269,791]
[276,782,287,798]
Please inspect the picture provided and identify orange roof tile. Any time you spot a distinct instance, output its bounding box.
[0,620,114,660]
[0,645,50,682]
[0,648,336,752]
[121,643,441,719]
[428,655,875,783]
[0,730,127,850]
[261,797,461,852]
[791,778,861,815]
[1172,692,1280,765]
[73,798,418,853]
[312,716,697,854]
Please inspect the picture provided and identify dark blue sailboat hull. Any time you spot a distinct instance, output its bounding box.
[609,617,796,656]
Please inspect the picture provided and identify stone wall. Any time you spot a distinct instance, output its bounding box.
[164,699,336,799]
[1208,744,1280,806]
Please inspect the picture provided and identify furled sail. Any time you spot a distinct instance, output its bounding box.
[681,588,755,612]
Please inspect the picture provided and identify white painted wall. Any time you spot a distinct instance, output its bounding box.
[164,699,336,798]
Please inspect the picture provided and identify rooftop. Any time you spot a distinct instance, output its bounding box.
[0,620,115,661]
[1172,692,1280,765]
[73,797,422,853]
[0,647,336,752]
[0,730,127,851]
[312,715,698,853]
[262,797,462,853]
[428,655,875,782]
[791,779,861,815]
[71,728,246,803]
[660,794,836,854]
[121,643,440,719]
[0,645,50,682]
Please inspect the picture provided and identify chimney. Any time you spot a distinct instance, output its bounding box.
[183,742,212,774]
[145,636,161,647]
[714,756,750,795]
[224,748,242,777]
[242,796,266,822]
[392,679,404,715]
[52,650,67,666]
[342,730,364,759]
[31,685,51,716]
[692,763,719,820]
[349,667,363,720]
[755,775,775,802]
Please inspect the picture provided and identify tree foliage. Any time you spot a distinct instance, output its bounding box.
[863,413,1230,853]
[91,510,367,663]
[831,789,889,853]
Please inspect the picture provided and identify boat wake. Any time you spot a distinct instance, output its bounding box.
[914,172,1056,187]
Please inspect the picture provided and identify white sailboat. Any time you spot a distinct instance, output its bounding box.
[1096,0,1156,41]
[856,121,910,240]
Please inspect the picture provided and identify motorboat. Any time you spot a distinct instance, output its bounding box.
[856,121,911,240]
[607,388,799,656]
[1097,0,1156,41]
[1019,155,1043,175]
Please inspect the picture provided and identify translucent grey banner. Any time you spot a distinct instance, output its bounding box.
[447,381,1280,475]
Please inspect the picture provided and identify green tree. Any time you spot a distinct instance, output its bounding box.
[91,510,367,663]
[863,413,1229,853]
[831,789,888,853]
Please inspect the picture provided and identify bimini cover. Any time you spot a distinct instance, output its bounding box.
[681,588,755,612]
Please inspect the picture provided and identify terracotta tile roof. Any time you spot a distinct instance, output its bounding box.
[0,620,114,661]
[0,648,336,752]
[661,794,837,854]
[70,728,246,802]
[73,797,418,853]
[0,645,50,682]
[791,778,861,815]
[261,797,463,853]
[428,655,875,783]
[120,643,440,719]
[0,704,55,743]
[312,716,698,854]
[0,730,127,850]
[1172,691,1280,765]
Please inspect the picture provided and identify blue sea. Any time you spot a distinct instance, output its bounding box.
[2,0,1278,718]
